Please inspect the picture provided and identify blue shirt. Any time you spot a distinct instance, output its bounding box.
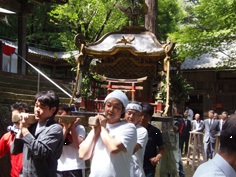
[193,153,236,177]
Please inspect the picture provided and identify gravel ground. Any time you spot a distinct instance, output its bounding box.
[155,155,196,177]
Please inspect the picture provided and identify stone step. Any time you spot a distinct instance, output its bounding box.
[0,73,72,90]
[0,91,71,108]
[0,83,38,94]
[0,82,72,97]
[0,71,73,109]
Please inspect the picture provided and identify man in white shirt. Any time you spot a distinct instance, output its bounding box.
[219,111,228,132]
[191,113,203,131]
[57,104,86,177]
[79,90,137,177]
[184,106,194,121]
[125,102,148,177]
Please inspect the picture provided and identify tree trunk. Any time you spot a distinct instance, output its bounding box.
[145,0,157,36]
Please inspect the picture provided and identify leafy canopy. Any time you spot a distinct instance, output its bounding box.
[49,0,128,50]
[169,0,236,66]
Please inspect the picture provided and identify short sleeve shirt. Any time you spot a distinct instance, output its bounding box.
[89,121,137,177]
[143,124,164,171]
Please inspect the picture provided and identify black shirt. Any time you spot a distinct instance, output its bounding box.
[143,123,165,171]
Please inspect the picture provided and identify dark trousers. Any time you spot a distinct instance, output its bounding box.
[144,168,156,177]
[56,169,83,177]
[204,141,215,160]
[179,136,189,154]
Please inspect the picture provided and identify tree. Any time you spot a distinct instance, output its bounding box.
[157,0,184,41]
[145,0,157,35]
[169,0,236,66]
[49,0,128,50]
[27,4,66,52]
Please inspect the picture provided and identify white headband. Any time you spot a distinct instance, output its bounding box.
[126,103,142,112]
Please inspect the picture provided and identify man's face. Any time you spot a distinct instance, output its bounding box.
[195,114,200,121]
[221,113,227,120]
[12,110,23,127]
[125,109,141,125]
[34,100,56,123]
[57,109,67,116]
[104,98,123,124]
[184,112,188,117]
[74,103,80,108]
[209,112,214,119]
[213,113,218,119]
[139,113,148,126]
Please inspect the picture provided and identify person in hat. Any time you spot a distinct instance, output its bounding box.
[70,97,82,112]
[124,102,148,177]
[0,102,29,177]
[79,90,137,177]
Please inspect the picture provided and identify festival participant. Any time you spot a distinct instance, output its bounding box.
[139,103,165,177]
[79,90,137,177]
[56,104,86,177]
[12,90,64,177]
[0,102,28,177]
[70,97,82,112]
[125,102,148,177]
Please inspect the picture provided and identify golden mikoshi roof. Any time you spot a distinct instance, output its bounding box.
[84,26,166,58]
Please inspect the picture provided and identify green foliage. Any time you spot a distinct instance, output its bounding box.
[158,0,185,41]
[0,3,66,51]
[49,0,128,51]
[26,32,64,51]
[170,74,193,104]
[0,15,18,40]
[169,0,236,65]
[155,71,193,104]
[80,74,91,98]
[26,4,66,51]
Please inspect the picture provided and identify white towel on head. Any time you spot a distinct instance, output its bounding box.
[126,103,142,112]
[104,90,128,108]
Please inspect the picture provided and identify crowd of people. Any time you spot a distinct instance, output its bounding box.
[1,90,236,177]
[179,107,236,177]
[182,108,234,160]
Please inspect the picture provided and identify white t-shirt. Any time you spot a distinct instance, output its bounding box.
[57,124,86,171]
[89,121,137,177]
[130,125,148,177]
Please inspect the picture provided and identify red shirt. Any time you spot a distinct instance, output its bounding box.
[0,131,23,177]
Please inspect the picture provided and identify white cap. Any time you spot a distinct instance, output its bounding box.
[104,90,128,108]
